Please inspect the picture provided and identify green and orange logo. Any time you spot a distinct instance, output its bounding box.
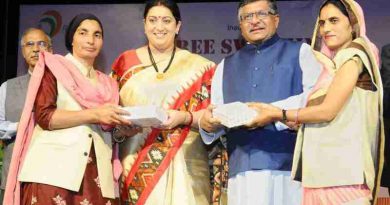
[39,10,62,37]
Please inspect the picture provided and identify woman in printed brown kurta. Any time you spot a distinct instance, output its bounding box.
[20,67,118,205]
[4,14,130,205]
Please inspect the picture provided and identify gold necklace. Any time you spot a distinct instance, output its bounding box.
[147,45,176,79]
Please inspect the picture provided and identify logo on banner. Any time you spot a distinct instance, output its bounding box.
[38,10,62,37]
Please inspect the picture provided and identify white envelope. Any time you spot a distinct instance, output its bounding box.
[213,102,258,128]
[121,105,168,127]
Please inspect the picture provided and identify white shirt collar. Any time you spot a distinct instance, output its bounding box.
[65,53,94,77]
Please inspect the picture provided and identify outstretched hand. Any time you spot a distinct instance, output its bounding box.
[245,102,280,129]
[160,110,187,129]
[93,104,132,126]
[200,105,223,133]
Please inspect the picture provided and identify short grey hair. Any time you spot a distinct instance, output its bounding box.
[237,0,278,21]
[20,28,52,48]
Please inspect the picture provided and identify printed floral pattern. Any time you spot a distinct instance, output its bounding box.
[87,157,93,164]
[31,196,37,205]
[79,199,92,205]
[21,145,118,205]
[52,195,66,205]
[94,176,101,188]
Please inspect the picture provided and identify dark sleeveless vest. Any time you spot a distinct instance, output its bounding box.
[5,74,30,122]
[222,34,304,177]
[1,73,30,189]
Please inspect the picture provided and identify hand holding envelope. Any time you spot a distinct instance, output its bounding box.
[212,102,258,128]
[245,102,281,129]
[113,105,168,142]
[120,105,168,127]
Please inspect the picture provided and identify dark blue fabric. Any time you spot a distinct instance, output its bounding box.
[222,34,304,177]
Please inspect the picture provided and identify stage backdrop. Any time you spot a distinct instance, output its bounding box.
[18,1,390,75]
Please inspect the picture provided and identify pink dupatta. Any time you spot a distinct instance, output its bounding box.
[308,0,380,99]
[302,1,384,204]
[4,51,120,205]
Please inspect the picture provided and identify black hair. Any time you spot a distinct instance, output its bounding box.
[320,0,349,19]
[238,0,278,15]
[143,0,181,24]
[65,13,104,53]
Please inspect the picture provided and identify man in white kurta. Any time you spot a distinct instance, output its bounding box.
[199,1,321,204]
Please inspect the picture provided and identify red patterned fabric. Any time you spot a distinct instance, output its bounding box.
[112,49,216,205]
[21,144,118,205]
[111,50,143,89]
[122,69,214,204]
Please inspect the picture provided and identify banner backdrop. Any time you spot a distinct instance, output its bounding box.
[18,1,390,75]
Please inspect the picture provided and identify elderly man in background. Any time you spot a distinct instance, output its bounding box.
[0,27,52,202]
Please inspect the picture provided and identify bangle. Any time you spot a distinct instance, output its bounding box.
[112,127,125,143]
[294,109,300,125]
[282,109,287,122]
[187,111,193,126]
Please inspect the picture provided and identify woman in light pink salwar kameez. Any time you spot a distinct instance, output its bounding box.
[246,0,384,204]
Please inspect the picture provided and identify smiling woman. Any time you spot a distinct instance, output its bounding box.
[111,0,216,204]
[144,5,181,54]
[318,1,353,52]
[249,0,384,204]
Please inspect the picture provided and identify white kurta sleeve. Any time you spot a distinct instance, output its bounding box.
[199,59,226,145]
[0,81,18,139]
[272,43,322,130]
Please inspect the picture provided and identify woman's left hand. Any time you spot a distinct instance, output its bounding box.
[245,102,280,129]
[161,110,187,129]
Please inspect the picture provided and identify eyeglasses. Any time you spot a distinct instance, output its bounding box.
[240,10,276,22]
[23,41,49,49]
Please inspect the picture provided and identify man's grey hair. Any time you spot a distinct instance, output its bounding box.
[237,0,278,21]
[20,28,52,48]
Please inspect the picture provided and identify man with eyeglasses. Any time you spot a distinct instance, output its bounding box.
[199,0,321,204]
[0,27,52,202]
